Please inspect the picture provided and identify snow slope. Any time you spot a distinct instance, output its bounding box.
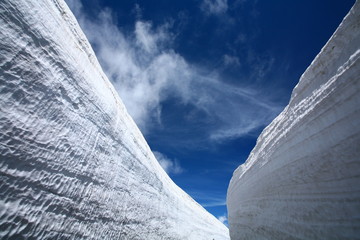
[227,2,360,239]
[0,0,229,239]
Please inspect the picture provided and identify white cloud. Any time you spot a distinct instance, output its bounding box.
[218,215,228,224]
[66,0,281,141]
[135,21,170,54]
[201,0,228,15]
[153,151,183,175]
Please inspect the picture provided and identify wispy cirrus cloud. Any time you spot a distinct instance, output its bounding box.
[223,54,241,67]
[201,0,228,15]
[66,0,281,142]
[153,151,183,175]
[202,199,226,207]
[189,191,226,207]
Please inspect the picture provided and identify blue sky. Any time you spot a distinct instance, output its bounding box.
[66,0,354,225]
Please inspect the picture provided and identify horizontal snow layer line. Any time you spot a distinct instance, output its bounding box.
[227,2,360,240]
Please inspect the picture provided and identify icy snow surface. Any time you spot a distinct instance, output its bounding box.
[0,0,229,239]
[227,2,360,240]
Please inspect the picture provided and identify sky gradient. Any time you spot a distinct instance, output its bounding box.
[66,0,355,225]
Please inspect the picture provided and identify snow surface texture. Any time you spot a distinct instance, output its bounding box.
[227,2,360,240]
[0,0,229,239]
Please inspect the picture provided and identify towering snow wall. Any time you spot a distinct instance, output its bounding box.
[0,0,229,239]
[227,2,360,239]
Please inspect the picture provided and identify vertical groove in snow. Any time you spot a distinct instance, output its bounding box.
[227,2,360,240]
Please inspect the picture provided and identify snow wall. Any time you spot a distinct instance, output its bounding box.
[227,2,360,239]
[0,0,229,239]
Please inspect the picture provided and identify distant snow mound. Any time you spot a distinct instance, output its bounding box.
[0,0,229,239]
[227,2,360,239]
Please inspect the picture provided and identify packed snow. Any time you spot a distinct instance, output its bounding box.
[227,2,360,239]
[0,0,229,239]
